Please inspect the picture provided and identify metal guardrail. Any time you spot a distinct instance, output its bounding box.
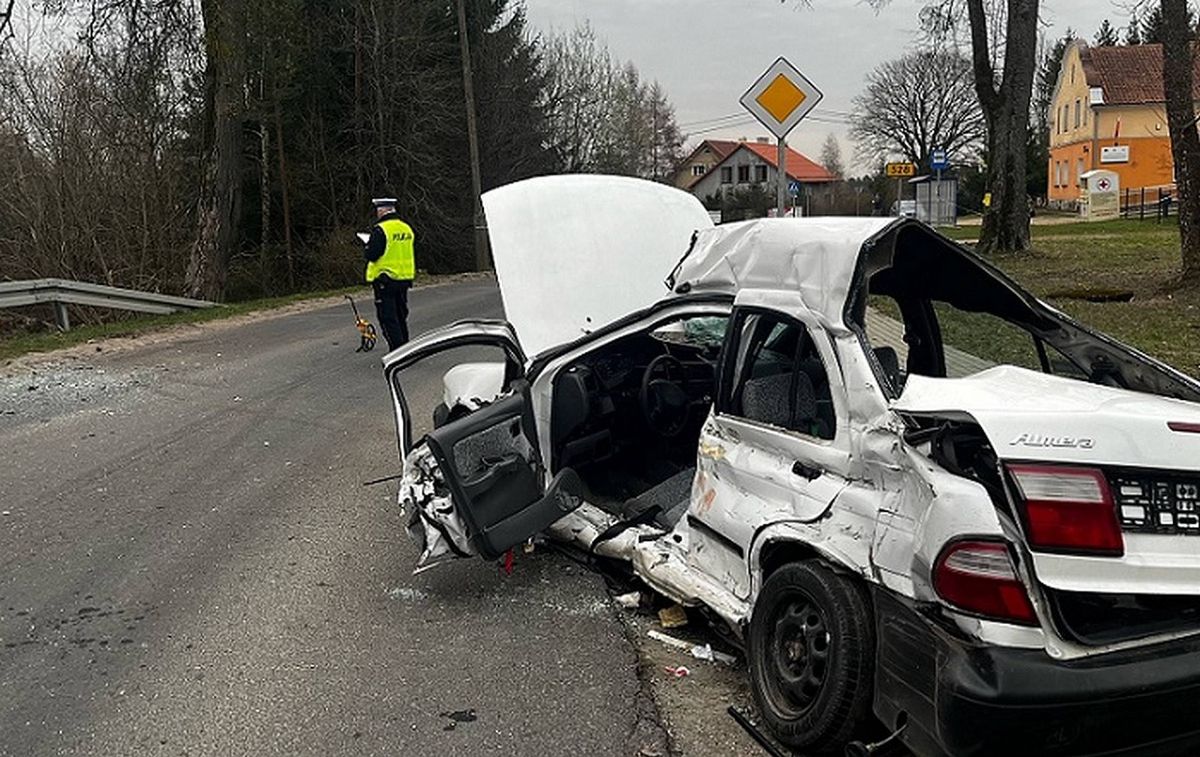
[0,278,218,330]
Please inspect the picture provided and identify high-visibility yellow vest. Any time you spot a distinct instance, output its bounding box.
[366,218,416,282]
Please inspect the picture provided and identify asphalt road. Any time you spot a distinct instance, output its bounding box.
[0,279,673,756]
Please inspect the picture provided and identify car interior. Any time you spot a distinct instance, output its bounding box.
[547,315,728,530]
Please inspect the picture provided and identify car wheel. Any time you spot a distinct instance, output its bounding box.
[747,560,874,754]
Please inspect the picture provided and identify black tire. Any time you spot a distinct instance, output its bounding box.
[747,560,875,754]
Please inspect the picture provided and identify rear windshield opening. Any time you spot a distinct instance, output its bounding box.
[849,224,1200,402]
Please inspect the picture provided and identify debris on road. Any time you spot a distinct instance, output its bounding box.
[439,708,477,731]
[614,591,641,610]
[657,604,687,629]
[690,643,737,666]
[662,665,690,678]
[647,629,738,667]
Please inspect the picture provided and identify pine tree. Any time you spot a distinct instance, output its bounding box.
[1143,6,1166,44]
[1125,12,1142,44]
[1094,19,1118,46]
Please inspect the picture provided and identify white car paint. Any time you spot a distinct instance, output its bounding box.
[386,176,1200,752]
[483,174,715,357]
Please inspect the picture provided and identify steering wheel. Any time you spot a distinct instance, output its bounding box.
[640,354,690,437]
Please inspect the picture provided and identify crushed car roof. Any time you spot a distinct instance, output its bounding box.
[669,217,900,326]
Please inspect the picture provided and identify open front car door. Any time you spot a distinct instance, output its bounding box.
[384,321,582,571]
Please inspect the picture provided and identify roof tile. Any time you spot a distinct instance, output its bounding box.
[739,142,836,182]
[1083,43,1200,105]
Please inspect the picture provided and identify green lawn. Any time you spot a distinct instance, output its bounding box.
[940,219,1200,377]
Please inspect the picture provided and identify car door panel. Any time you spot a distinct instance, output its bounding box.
[425,391,544,559]
[683,291,854,599]
[382,319,525,460]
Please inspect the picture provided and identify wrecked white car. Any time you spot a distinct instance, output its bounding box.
[385,175,1200,756]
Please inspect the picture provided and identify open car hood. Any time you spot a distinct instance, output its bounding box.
[894,365,1200,471]
[482,175,714,357]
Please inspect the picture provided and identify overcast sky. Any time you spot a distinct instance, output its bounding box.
[523,0,1127,173]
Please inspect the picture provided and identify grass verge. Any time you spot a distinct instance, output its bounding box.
[940,218,1200,376]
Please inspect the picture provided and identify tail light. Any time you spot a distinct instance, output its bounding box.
[933,540,1037,625]
[1007,464,1124,556]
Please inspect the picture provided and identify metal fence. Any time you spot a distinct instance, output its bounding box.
[1121,186,1178,221]
[0,278,217,330]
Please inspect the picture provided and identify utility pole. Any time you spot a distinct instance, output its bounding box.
[456,0,489,271]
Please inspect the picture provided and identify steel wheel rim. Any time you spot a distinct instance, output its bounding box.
[763,591,832,718]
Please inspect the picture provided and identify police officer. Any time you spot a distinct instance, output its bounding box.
[364,197,415,350]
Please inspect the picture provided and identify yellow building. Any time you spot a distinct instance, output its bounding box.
[1048,40,1186,207]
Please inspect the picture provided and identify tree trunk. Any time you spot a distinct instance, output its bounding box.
[967,0,1038,255]
[275,104,295,291]
[185,0,244,301]
[1162,0,1200,282]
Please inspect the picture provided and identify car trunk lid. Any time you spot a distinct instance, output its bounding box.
[895,366,1200,597]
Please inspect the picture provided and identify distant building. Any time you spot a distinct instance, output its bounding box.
[672,140,740,190]
[1048,40,1200,207]
[686,139,836,205]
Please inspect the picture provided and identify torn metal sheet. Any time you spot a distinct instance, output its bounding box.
[399,442,476,572]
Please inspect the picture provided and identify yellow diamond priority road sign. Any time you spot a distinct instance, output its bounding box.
[740,58,823,140]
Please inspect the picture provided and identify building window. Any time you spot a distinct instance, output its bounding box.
[754,165,768,183]
[1083,106,1088,126]
[1071,64,1076,85]
[1077,158,1085,186]
[1063,104,1069,132]
[692,164,706,177]
[737,165,750,184]
[1074,100,1081,128]
[720,167,733,185]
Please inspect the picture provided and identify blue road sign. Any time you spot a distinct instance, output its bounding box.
[788,180,801,197]
[931,149,950,171]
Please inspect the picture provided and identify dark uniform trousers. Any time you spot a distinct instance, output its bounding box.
[373,275,411,350]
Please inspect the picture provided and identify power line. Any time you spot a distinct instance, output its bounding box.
[678,112,748,128]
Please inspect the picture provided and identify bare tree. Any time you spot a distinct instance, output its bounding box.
[924,0,1040,254]
[0,0,14,45]
[819,134,845,179]
[788,0,1038,252]
[185,0,246,301]
[542,23,685,179]
[1161,0,1200,281]
[850,48,985,170]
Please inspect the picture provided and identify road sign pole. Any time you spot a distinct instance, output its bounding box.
[777,138,787,216]
[936,167,942,224]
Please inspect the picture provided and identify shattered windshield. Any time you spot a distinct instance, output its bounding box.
[651,316,727,349]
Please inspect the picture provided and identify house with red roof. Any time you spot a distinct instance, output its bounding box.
[1049,40,1200,206]
[684,138,836,207]
[672,139,741,190]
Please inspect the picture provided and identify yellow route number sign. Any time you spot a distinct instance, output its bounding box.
[885,162,917,178]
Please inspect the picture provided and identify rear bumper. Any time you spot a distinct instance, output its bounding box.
[873,588,1200,757]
